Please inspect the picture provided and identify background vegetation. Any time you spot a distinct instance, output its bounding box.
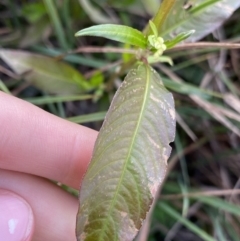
[1,1,240,240]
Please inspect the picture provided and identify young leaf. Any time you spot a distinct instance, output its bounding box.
[75,24,147,48]
[148,55,173,66]
[76,64,176,241]
[0,49,91,94]
[149,20,158,37]
[165,30,195,49]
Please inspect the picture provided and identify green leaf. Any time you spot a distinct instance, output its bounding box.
[165,30,195,49]
[75,24,147,48]
[147,55,173,65]
[0,49,90,94]
[89,71,104,88]
[149,20,158,37]
[160,0,240,42]
[76,64,176,241]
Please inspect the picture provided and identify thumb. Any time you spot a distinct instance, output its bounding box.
[0,189,34,241]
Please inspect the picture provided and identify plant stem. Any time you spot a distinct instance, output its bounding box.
[145,0,176,36]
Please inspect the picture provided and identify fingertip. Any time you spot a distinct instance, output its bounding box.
[0,189,34,241]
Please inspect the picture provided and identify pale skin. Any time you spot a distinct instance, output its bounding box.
[0,91,98,240]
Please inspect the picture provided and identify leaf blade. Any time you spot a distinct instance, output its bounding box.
[76,64,176,241]
[0,49,90,94]
[160,0,240,42]
[75,24,147,48]
[165,30,195,49]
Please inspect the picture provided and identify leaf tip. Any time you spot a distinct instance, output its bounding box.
[74,30,81,37]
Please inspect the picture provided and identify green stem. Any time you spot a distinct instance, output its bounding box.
[145,0,176,36]
[116,1,176,87]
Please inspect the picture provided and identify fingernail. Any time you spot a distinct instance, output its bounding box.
[0,190,33,241]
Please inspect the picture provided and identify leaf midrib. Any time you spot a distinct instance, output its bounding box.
[99,65,151,240]
[86,30,146,47]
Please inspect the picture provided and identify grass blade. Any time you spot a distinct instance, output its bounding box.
[67,111,106,124]
[43,0,68,50]
[159,202,216,241]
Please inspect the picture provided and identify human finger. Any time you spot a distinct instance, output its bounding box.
[0,91,98,189]
[0,189,34,241]
[0,169,78,241]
